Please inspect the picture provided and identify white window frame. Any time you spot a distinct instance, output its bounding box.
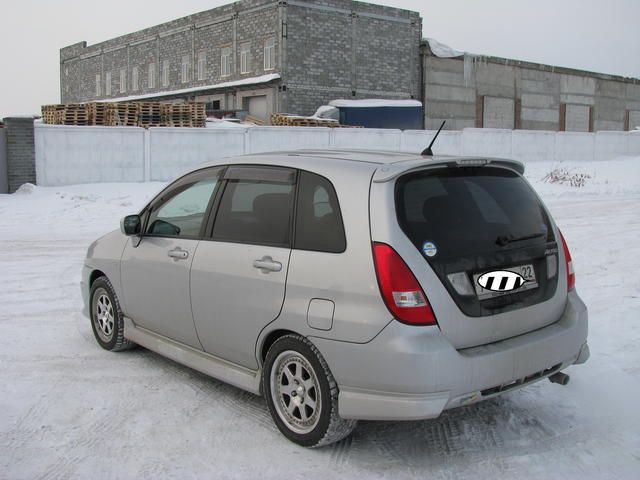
[240,43,251,74]
[264,37,276,71]
[148,63,156,89]
[119,68,127,93]
[162,60,170,87]
[181,55,190,84]
[105,71,112,96]
[197,51,206,81]
[221,46,232,77]
[95,74,101,97]
[132,66,139,91]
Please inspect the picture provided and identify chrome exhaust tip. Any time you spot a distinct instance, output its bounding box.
[548,371,570,386]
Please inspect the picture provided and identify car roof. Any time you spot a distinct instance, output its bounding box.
[199,149,525,181]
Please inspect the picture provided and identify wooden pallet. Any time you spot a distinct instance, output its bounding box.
[270,113,341,127]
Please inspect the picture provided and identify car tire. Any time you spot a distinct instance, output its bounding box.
[89,276,135,352]
[263,334,357,447]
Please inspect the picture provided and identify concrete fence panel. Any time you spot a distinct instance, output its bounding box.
[330,128,402,151]
[401,130,463,155]
[0,129,7,194]
[555,132,595,162]
[150,127,246,181]
[462,128,513,157]
[247,126,331,154]
[628,132,640,156]
[512,130,556,163]
[594,131,629,161]
[35,124,145,186]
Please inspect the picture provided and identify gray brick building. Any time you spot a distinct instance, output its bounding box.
[60,0,422,120]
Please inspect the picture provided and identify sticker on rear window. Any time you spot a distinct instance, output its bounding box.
[422,241,437,257]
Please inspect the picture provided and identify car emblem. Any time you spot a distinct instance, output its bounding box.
[477,270,528,292]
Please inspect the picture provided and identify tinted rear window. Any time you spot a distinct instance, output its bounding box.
[396,167,553,260]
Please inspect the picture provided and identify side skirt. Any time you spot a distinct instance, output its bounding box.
[124,317,262,395]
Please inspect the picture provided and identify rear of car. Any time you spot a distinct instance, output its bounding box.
[314,157,589,421]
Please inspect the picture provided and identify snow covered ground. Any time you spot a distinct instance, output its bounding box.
[1,158,639,479]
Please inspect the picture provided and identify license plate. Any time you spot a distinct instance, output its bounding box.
[473,264,538,300]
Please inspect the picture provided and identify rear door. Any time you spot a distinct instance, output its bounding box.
[190,166,295,369]
[121,167,223,349]
[373,164,568,349]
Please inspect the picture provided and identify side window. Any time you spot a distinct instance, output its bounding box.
[294,171,346,253]
[146,171,220,238]
[212,168,295,247]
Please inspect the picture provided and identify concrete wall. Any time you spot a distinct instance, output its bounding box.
[4,118,36,193]
[0,129,7,194]
[34,123,640,186]
[423,48,640,132]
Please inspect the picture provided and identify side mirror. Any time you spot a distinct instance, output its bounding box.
[120,215,141,236]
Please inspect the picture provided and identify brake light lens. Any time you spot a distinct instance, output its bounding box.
[372,242,437,325]
[559,230,575,291]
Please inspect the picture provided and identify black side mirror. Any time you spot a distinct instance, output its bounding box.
[120,215,141,236]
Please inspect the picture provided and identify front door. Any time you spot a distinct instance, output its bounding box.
[190,166,295,369]
[121,168,223,349]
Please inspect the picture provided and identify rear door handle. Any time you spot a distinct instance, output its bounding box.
[253,256,282,273]
[168,248,189,260]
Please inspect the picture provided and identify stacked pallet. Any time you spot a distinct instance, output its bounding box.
[270,113,361,128]
[41,102,207,128]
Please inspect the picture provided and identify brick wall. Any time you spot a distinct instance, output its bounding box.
[3,118,36,193]
[0,128,7,194]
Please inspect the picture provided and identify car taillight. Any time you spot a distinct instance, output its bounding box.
[372,242,437,326]
[559,230,575,291]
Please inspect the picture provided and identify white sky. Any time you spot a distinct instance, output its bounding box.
[0,0,638,116]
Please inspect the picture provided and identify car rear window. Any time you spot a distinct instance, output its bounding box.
[396,166,553,261]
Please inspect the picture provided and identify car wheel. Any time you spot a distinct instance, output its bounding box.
[263,334,356,447]
[90,276,135,352]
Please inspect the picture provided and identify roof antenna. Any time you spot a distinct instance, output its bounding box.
[421,120,446,156]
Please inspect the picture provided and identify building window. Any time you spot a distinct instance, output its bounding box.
[240,42,251,74]
[105,72,112,96]
[264,37,276,71]
[148,63,156,89]
[221,46,232,77]
[95,74,101,97]
[197,51,206,81]
[132,67,139,91]
[162,60,170,87]
[119,68,127,93]
[181,55,190,84]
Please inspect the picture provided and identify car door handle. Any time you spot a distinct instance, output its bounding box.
[168,248,189,260]
[253,256,282,273]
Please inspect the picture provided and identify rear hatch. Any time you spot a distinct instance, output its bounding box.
[389,162,566,348]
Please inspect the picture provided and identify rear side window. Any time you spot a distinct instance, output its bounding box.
[294,172,346,253]
[396,167,553,260]
[212,170,295,247]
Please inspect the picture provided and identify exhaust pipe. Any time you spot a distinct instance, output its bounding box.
[548,371,570,385]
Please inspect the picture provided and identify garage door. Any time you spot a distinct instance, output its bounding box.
[483,97,515,129]
[564,104,591,132]
[244,95,268,121]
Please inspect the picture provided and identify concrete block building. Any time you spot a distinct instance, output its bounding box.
[60,0,422,120]
[60,0,639,130]
[421,41,640,131]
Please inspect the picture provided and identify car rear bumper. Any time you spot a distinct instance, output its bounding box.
[311,289,589,421]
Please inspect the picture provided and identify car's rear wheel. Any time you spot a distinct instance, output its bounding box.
[90,276,135,352]
[263,334,356,447]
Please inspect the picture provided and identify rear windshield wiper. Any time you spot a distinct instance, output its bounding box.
[496,232,546,247]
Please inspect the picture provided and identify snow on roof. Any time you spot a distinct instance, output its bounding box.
[329,99,422,108]
[425,38,465,58]
[103,73,281,103]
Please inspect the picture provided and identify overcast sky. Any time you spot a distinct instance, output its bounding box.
[1,0,638,116]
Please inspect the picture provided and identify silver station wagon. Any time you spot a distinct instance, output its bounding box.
[82,149,589,447]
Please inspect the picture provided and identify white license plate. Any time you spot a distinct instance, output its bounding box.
[473,264,538,300]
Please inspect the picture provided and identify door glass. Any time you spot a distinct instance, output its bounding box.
[147,176,219,237]
[294,171,346,253]
[213,179,294,247]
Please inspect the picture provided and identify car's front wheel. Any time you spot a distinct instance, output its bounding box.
[263,334,356,447]
[89,276,135,352]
